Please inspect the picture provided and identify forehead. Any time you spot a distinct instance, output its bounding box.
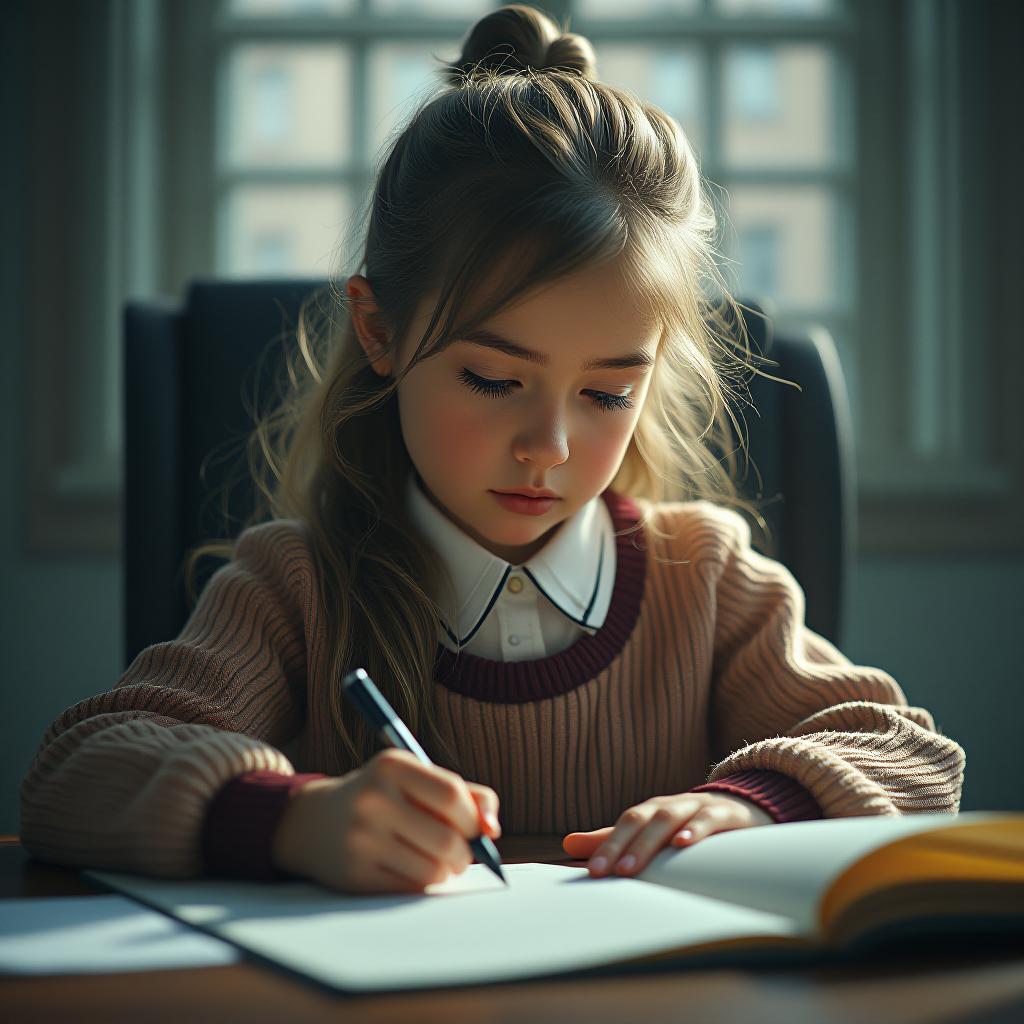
[485,263,659,357]
[404,249,662,368]
[469,252,658,342]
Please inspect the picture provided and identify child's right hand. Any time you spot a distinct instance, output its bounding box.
[270,748,502,894]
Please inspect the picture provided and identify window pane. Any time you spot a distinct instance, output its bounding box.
[722,43,836,168]
[725,185,836,311]
[370,0,492,15]
[596,45,704,156]
[227,0,357,15]
[223,45,351,169]
[367,41,457,158]
[220,185,351,277]
[576,0,700,19]
[714,0,838,14]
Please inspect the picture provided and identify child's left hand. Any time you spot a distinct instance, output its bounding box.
[562,792,774,877]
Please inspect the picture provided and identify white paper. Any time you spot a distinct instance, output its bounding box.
[86,862,799,992]
[0,894,241,975]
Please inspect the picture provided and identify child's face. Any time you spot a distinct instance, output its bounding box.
[348,255,660,565]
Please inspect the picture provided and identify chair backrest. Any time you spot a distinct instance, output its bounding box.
[123,280,855,668]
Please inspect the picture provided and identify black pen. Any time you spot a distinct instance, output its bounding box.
[341,667,507,886]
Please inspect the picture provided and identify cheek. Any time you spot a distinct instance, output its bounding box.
[578,414,637,476]
[399,385,494,475]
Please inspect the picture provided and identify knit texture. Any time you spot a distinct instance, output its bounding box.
[19,492,965,878]
[202,770,329,880]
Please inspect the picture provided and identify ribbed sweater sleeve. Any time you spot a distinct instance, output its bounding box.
[19,520,317,879]
[696,505,965,817]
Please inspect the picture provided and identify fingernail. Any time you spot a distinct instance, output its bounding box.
[590,856,608,873]
[484,813,501,837]
[677,829,693,841]
[615,854,636,873]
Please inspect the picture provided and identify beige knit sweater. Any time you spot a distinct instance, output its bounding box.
[19,492,965,879]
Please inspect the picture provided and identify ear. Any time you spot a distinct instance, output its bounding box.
[346,274,393,378]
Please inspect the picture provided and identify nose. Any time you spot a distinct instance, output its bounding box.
[511,404,570,468]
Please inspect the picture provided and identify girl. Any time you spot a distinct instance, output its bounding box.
[21,4,964,896]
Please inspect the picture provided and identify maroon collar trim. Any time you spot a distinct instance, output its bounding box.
[433,489,648,703]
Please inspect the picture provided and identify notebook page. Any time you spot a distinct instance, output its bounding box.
[85,862,801,993]
[637,810,1008,936]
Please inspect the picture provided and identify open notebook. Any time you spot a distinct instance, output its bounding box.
[85,810,1024,994]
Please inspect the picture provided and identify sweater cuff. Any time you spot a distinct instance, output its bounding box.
[201,769,329,880]
[689,769,823,824]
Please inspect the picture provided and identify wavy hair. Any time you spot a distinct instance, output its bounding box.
[186,3,788,775]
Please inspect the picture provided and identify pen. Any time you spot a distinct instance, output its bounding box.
[341,667,507,886]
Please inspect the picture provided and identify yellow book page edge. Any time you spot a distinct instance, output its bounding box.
[819,817,1024,938]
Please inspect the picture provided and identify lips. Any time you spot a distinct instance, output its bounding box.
[494,490,559,500]
[491,491,559,516]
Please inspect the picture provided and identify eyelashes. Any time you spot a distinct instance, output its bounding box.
[456,368,635,413]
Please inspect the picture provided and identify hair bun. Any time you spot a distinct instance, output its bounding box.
[441,3,598,85]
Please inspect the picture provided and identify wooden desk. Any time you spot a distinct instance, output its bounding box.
[3,835,1024,1024]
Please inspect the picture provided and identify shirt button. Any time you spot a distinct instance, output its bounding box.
[507,635,520,646]
[507,575,524,594]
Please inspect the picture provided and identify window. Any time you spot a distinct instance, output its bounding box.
[251,65,292,145]
[737,225,780,297]
[728,46,780,122]
[252,231,295,272]
[25,0,1022,554]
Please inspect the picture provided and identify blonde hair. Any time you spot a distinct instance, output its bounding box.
[186,3,785,775]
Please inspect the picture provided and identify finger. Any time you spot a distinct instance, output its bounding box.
[584,809,656,877]
[368,862,431,895]
[608,806,693,875]
[379,752,481,840]
[332,856,428,896]
[381,832,454,888]
[667,802,733,843]
[562,828,614,859]
[333,820,451,895]
[465,781,502,838]
[388,792,474,874]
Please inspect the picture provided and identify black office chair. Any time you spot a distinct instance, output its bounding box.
[123,280,855,668]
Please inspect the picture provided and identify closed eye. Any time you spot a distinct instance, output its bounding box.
[457,367,634,412]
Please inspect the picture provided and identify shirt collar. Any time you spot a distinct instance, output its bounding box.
[405,473,616,649]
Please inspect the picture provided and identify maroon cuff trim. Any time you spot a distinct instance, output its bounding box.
[201,769,328,881]
[690,769,823,824]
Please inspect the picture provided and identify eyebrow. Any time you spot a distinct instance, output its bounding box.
[457,328,655,372]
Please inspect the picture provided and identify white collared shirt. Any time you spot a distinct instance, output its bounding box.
[406,473,617,660]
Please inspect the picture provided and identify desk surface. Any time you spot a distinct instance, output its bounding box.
[3,836,1024,1024]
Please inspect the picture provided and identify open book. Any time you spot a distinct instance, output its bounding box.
[86,810,1024,994]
